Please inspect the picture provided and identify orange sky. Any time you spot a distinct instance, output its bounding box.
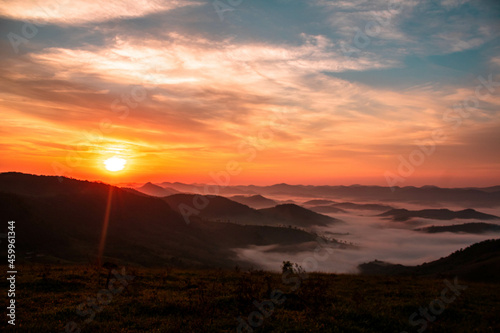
[1,0,499,187]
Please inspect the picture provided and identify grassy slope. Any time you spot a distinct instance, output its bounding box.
[1,265,499,332]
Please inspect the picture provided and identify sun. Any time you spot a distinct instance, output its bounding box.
[104,157,127,172]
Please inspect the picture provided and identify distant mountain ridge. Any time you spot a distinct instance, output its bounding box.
[152,181,500,207]
[416,223,500,234]
[136,182,179,197]
[228,194,277,209]
[0,172,327,268]
[258,204,342,227]
[379,208,499,221]
[331,202,394,211]
[309,205,346,214]
[162,194,340,228]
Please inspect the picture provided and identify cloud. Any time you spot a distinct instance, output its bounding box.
[2,27,498,183]
[0,0,499,184]
[313,0,500,61]
[234,208,500,273]
[0,0,202,25]
[492,57,500,67]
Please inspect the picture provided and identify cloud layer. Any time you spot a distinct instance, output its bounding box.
[0,0,499,185]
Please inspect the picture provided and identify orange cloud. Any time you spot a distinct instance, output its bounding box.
[0,0,201,24]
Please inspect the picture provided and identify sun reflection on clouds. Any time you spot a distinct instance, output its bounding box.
[0,0,499,185]
[0,0,202,24]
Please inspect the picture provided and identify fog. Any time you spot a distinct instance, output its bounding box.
[233,200,500,273]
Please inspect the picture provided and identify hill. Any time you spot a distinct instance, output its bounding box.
[152,182,500,207]
[135,182,179,197]
[308,205,346,214]
[379,208,499,222]
[332,202,394,211]
[358,239,500,282]
[302,199,337,206]
[258,204,342,227]
[163,194,337,228]
[229,194,277,209]
[0,172,325,268]
[162,193,264,224]
[416,222,500,234]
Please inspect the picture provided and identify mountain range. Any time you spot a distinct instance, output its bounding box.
[416,222,500,234]
[228,194,277,209]
[162,194,341,228]
[1,172,499,279]
[0,172,335,267]
[379,208,499,222]
[154,182,500,207]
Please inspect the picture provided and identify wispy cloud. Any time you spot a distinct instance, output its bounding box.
[0,0,499,185]
[0,0,202,24]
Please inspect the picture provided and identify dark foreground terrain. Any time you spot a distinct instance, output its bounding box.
[1,265,499,332]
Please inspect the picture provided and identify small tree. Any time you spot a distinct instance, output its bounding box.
[281,260,293,274]
[281,261,305,275]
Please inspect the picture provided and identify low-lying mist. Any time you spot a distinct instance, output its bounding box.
[233,201,500,273]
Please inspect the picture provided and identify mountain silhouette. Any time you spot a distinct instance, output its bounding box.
[258,204,342,227]
[228,194,277,209]
[358,239,500,282]
[137,182,179,197]
[416,222,500,234]
[152,182,500,207]
[308,205,346,214]
[331,202,394,211]
[162,193,264,223]
[379,208,499,222]
[0,172,326,267]
[302,199,337,206]
[162,194,337,228]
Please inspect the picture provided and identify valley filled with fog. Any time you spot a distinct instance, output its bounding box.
[233,195,500,273]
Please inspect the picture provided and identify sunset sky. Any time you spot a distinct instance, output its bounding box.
[1,0,499,186]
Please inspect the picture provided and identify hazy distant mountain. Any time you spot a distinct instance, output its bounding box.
[163,194,336,228]
[309,202,393,213]
[0,172,325,268]
[229,194,277,209]
[303,199,337,206]
[466,186,500,193]
[332,202,394,211]
[163,193,264,223]
[309,205,346,214]
[258,204,342,227]
[120,187,150,197]
[160,182,257,195]
[379,208,499,222]
[159,182,205,193]
[153,182,500,207]
[358,239,500,282]
[136,182,179,197]
[416,223,500,234]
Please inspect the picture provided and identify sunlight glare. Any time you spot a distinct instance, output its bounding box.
[104,157,126,172]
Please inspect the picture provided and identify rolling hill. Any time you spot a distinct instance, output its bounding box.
[228,194,277,209]
[153,183,500,207]
[331,202,394,211]
[0,172,326,268]
[302,199,337,206]
[358,239,500,282]
[162,193,264,224]
[162,194,338,228]
[136,182,179,197]
[258,204,342,227]
[379,208,499,222]
[416,222,500,234]
[308,205,346,214]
